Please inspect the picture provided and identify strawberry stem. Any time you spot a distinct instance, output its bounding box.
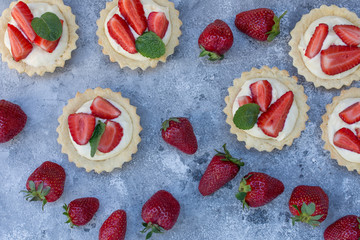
[215,144,244,167]
[266,10,287,42]
[141,222,164,239]
[290,202,323,227]
[63,204,78,228]
[161,117,180,131]
[199,45,224,61]
[21,181,50,210]
[235,174,252,209]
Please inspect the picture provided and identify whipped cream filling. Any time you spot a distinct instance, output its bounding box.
[105,0,171,61]
[70,99,133,161]
[4,3,68,67]
[298,16,360,79]
[328,98,360,163]
[232,78,298,141]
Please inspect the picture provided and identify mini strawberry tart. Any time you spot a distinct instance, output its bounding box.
[289,5,360,89]
[321,88,360,173]
[0,0,78,76]
[96,0,182,70]
[224,66,309,152]
[57,88,142,173]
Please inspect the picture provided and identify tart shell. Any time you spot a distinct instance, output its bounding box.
[224,66,309,152]
[57,88,142,173]
[289,5,360,89]
[96,0,182,70]
[320,88,360,173]
[0,0,79,76]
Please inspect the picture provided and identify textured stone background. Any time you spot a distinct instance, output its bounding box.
[0,0,360,239]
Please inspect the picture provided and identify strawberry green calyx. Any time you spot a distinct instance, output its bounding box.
[235,174,252,208]
[141,222,164,239]
[63,204,77,228]
[291,202,323,227]
[21,181,50,210]
[266,10,287,42]
[215,144,244,167]
[161,117,180,131]
[199,45,224,61]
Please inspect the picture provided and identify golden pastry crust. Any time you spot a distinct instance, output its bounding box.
[224,66,309,152]
[320,88,360,173]
[57,88,142,173]
[96,0,182,70]
[0,0,78,76]
[289,5,360,89]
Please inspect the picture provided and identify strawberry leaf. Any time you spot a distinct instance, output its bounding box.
[89,121,106,157]
[31,12,62,41]
[266,10,287,42]
[136,31,165,59]
[199,45,224,61]
[233,103,260,130]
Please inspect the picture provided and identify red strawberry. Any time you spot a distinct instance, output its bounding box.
[237,96,253,107]
[334,25,360,46]
[107,14,137,54]
[235,172,284,208]
[235,8,287,42]
[11,1,36,42]
[141,190,180,239]
[161,117,198,154]
[198,144,244,196]
[33,20,63,53]
[98,120,124,153]
[0,99,27,143]
[63,197,99,227]
[148,12,169,39]
[356,128,360,139]
[257,91,294,137]
[90,96,121,119]
[68,113,96,145]
[7,23,33,62]
[99,210,127,240]
[119,0,147,35]
[289,185,329,227]
[22,161,65,209]
[321,45,360,75]
[333,128,360,154]
[305,23,328,59]
[324,215,360,240]
[198,19,234,61]
[339,101,360,124]
[249,80,272,112]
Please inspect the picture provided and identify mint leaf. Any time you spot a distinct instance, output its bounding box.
[233,103,260,130]
[135,31,165,59]
[31,12,62,41]
[89,121,106,157]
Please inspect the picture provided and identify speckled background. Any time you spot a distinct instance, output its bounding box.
[0,0,360,239]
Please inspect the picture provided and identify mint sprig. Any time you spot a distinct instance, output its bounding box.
[233,103,260,130]
[89,121,106,157]
[31,12,62,41]
[136,31,166,59]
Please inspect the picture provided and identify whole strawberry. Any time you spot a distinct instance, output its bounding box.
[0,99,27,143]
[141,190,180,239]
[99,210,127,240]
[198,19,234,61]
[161,117,198,154]
[324,215,360,240]
[235,172,284,208]
[235,8,287,42]
[198,144,244,196]
[63,197,99,227]
[289,185,329,227]
[22,161,66,209]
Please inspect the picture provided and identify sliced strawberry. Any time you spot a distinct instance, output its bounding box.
[68,113,96,145]
[98,121,124,153]
[333,25,360,46]
[339,101,360,124]
[237,96,253,107]
[333,128,360,154]
[257,91,294,138]
[33,20,63,53]
[250,80,272,112]
[147,12,169,39]
[7,23,33,62]
[11,1,36,42]
[305,23,328,59]
[107,14,137,54]
[90,96,121,119]
[320,45,360,75]
[356,128,360,139]
[119,0,147,35]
